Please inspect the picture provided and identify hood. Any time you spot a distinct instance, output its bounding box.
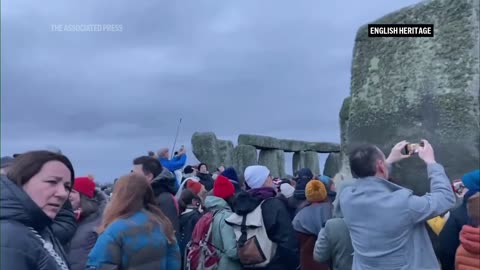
[0,176,52,230]
[294,168,314,200]
[81,188,108,223]
[233,187,276,215]
[204,195,231,210]
[460,225,480,254]
[151,168,177,196]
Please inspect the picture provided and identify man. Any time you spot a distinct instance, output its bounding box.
[338,140,456,270]
[132,156,179,232]
[157,146,187,188]
[227,165,298,270]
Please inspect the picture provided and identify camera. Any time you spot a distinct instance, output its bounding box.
[403,141,425,155]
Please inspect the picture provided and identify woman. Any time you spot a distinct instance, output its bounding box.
[177,188,204,267]
[292,180,332,270]
[67,175,107,270]
[1,150,75,270]
[196,163,214,191]
[86,173,181,270]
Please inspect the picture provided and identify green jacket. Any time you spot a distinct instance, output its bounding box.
[204,196,243,270]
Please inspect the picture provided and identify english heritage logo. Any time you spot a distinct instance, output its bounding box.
[368,24,434,37]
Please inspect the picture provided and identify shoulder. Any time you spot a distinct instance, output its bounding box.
[1,221,36,245]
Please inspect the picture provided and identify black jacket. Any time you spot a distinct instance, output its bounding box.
[177,209,203,256]
[52,199,77,250]
[233,190,299,270]
[0,176,70,270]
[197,172,214,191]
[151,168,180,232]
[438,201,469,270]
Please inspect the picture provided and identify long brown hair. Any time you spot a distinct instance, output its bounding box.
[97,173,175,244]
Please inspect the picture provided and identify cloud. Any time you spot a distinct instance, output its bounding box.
[1,0,422,181]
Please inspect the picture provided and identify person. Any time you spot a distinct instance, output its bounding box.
[1,150,75,270]
[314,176,355,270]
[338,140,456,270]
[289,168,315,214]
[132,156,179,232]
[185,179,207,202]
[67,175,107,270]
[203,175,242,270]
[157,146,187,188]
[85,173,180,269]
[292,180,331,270]
[228,165,298,270]
[438,169,480,270]
[196,163,214,191]
[455,189,480,269]
[220,167,243,193]
[177,188,204,267]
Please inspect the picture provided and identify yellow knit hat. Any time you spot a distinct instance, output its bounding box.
[305,179,327,203]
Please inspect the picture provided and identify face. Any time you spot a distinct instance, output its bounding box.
[22,161,72,219]
[199,164,207,173]
[69,189,81,210]
[132,164,153,182]
[263,175,274,188]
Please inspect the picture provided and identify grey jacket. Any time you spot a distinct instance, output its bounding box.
[314,218,353,270]
[67,190,107,270]
[338,163,456,270]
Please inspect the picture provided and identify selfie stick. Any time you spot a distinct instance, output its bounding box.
[170,118,182,159]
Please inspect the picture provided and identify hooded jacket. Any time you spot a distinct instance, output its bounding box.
[67,189,107,270]
[204,196,242,270]
[0,176,70,270]
[314,218,354,270]
[151,168,180,232]
[455,225,480,270]
[232,188,299,270]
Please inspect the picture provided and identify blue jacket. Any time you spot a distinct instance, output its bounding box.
[159,154,187,173]
[86,210,180,270]
[338,163,456,270]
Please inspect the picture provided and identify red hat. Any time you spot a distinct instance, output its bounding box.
[73,175,96,198]
[186,180,204,195]
[213,175,235,199]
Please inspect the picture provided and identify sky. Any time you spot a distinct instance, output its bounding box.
[1,0,422,183]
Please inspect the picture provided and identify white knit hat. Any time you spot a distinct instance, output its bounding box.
[244,165,270,189]
[280,183,295,198]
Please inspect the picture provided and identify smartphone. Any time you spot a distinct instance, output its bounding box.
[403,141,425,155]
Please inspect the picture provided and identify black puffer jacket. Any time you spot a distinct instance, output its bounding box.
[197,172,214,191]
[67,189,107,270]
[151,168,180,232]
[233,188,299,270]
[0,176,70,270]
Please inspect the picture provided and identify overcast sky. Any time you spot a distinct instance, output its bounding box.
[2,0,422,182]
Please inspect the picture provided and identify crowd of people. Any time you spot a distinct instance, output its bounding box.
[0,140,478,270]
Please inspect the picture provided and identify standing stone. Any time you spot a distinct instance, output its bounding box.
[346,0,480,195]
[339,97,352,177]
[304,151,320,176]
[323,152,342,178]
[293,151,306,174]
[238,134,280,149]
[232,145,258,185]
[191,132,220,171]
[217,140,234,168]
[258,149,286,178]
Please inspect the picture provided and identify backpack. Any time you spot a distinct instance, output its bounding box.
[185,210,223,270]
[225,200,277,268]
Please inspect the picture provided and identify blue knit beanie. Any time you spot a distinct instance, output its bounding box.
[462,169,480,193]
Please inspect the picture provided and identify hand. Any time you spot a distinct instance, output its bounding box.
[386,140,411,164]
[417,139,436,164]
